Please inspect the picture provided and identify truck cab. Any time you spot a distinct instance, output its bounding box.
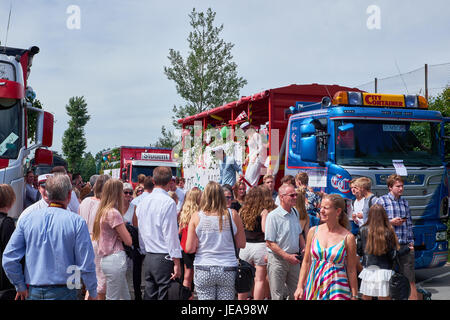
[102,146,179,189]
[0,46,53,218]
[286,91,449,269]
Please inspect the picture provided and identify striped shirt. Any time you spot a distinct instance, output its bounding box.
[376,192,414,245]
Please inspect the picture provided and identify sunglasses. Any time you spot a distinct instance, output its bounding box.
[124,191,133,195]
[282,193,297,198]
[225,196,233,200]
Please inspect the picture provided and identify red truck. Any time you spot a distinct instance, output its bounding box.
[101,146,179,189]
[178,83,362,189]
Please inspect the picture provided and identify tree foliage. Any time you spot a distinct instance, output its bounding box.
[62,96,90,173]
[429,86,450,161]
[429,86,450,117]
[79,152,97,181]
[26,98,43,144]
[152,125,179,149]
[156,7,247,147]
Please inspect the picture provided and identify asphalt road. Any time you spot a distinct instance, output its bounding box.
[415,262,450,300]
[125,260,450,300]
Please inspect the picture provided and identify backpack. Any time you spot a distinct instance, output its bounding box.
[368,194,376,207]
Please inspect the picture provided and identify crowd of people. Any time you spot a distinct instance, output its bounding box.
[0,164,419,301]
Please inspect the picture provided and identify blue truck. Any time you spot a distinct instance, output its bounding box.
[285,90,449,269]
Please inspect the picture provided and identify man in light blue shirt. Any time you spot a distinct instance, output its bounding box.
[2,174,97,300]
[265,183,304,300]
[217,148,243,187]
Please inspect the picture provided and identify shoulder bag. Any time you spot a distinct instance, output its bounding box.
[228,210,256,293]
[389,251,411,300]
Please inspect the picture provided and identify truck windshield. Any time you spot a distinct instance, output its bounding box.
[131,165,177,182]
[0,100,21,159]
[335,119,441,167]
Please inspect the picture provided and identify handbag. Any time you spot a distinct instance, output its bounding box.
[228,210,256,293]
[389,252,411,300]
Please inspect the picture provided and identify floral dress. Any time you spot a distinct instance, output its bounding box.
[303,227,351,300]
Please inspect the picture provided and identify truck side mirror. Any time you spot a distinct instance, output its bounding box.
[41,112,54,148]
[338,123,354,132]
[34,148,53,166]
[300,123,317,163]
[27,106,54,149]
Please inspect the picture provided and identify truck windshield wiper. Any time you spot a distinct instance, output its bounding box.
[343,160,387,167]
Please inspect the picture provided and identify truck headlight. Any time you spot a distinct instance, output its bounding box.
[436,231,447,242]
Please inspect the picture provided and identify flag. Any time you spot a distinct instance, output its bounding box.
[235,111,247,122]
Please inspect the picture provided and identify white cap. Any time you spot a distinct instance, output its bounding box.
[38,173,53,186]
[240,121,250,130]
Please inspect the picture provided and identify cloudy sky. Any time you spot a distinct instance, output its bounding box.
[1,0,449,156]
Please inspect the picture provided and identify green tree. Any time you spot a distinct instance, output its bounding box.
[26,98,43,144]
[62,96,90,173]
[152,126,179,149]
[79,152,97,181]
[157,7,247,146]
[429,86,450,117]
[429,86,450,160]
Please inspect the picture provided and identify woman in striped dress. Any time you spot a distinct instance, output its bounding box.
[294,194,359,300]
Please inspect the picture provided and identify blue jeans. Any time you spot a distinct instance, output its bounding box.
[351,221,360,235]
[28,286,78,300]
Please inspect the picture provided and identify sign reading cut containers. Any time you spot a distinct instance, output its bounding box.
[141,153,170,161]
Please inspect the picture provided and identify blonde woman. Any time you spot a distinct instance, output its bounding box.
[295,194,358,300]
[185,181,246,300]
[178,187,202,292]
[93,179,132,300]
[78,174,110,300]
[238,186,270,300]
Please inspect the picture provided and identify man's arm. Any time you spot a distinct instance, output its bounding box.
[162,201,182,279]
[266,241,299,265]
[74,219,98,299]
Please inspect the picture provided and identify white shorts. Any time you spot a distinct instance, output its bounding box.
[239,242,267,266]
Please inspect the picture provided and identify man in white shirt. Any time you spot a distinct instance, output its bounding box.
[50,166,79,213]
[136,167,182,300]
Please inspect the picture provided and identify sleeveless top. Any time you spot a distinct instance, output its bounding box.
[245,215,265,243]
[304,227,351,300]
[194,210,238,267]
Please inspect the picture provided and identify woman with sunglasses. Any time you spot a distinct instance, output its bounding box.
[122,183,134,224]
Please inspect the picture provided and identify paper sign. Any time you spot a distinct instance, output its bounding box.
[392,160,407,176]
[0,133,19,156]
